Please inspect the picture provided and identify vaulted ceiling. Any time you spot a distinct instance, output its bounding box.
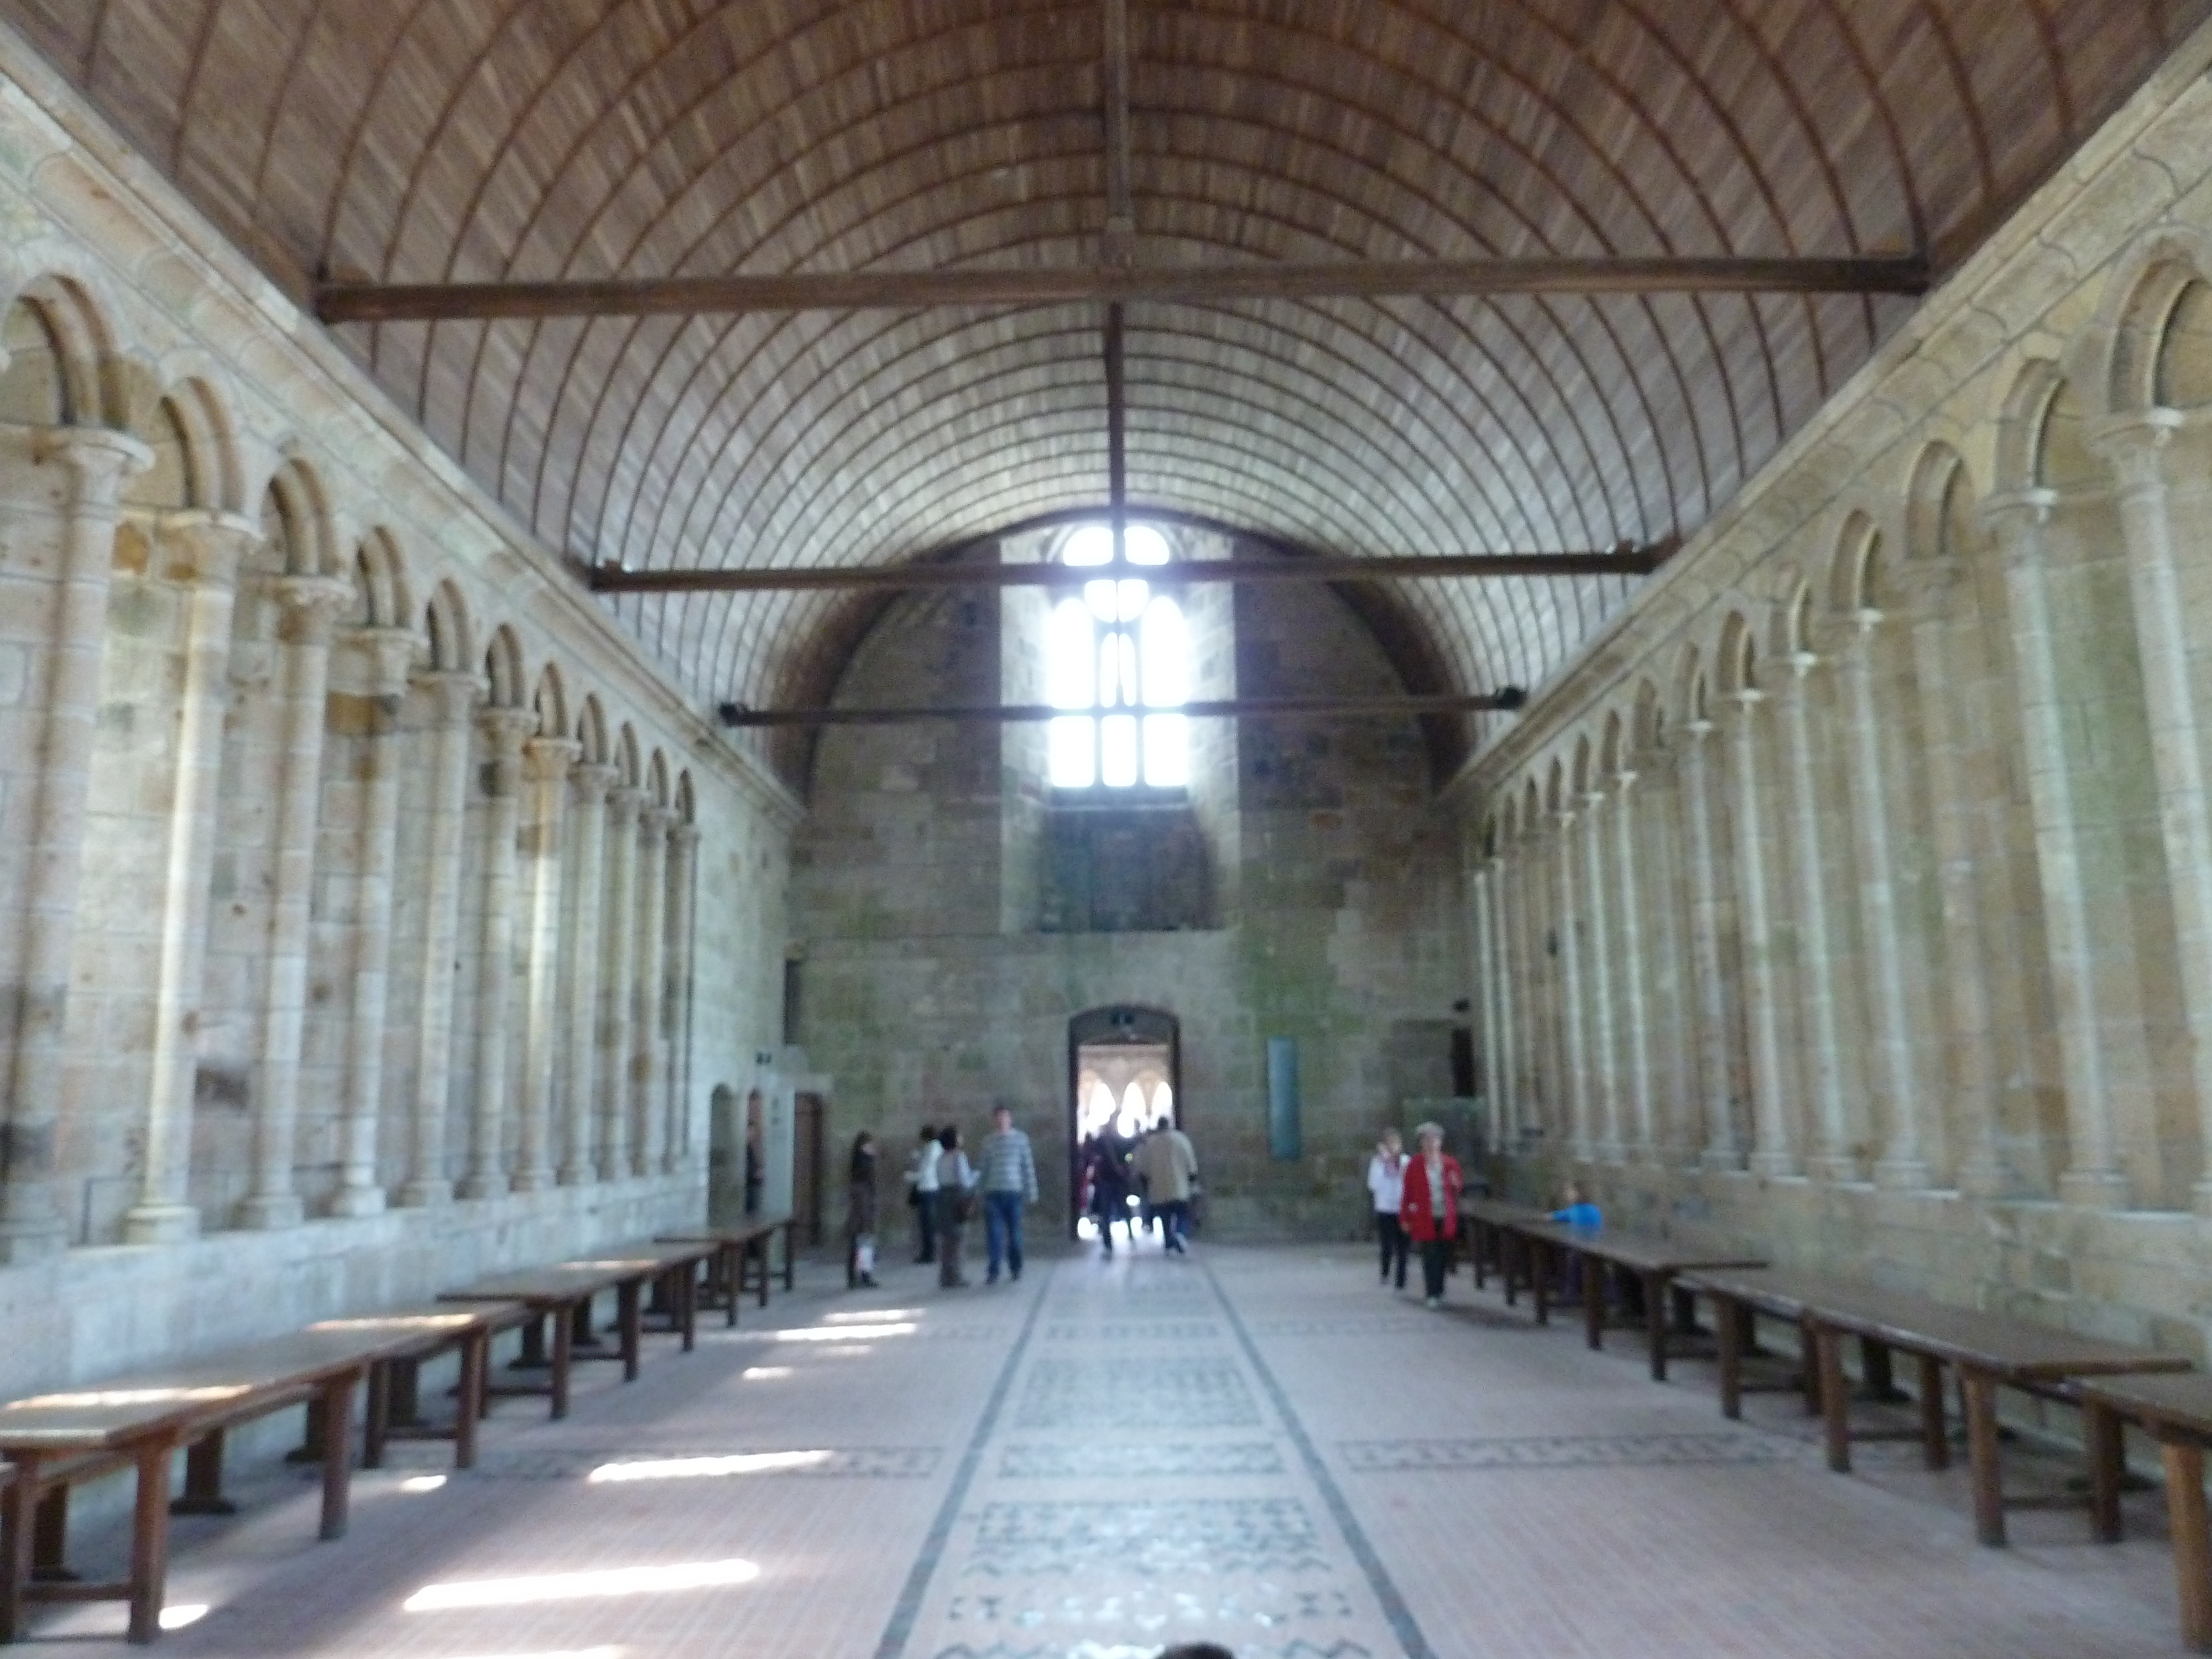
[7,0,2201,774]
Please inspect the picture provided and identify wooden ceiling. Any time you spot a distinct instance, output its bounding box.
[7,0,2200,768]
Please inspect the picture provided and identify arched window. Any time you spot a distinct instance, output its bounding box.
[1046,523,1190,789]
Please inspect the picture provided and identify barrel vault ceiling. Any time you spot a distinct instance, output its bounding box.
[3,1,2200,776]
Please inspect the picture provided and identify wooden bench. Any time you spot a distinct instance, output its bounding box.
[1457,1198,1551,1299]
[657,1215,796,1328]
[2076,1374,2212,1650]
[0,1308,511,1645]
[1504,1220,1767,1380]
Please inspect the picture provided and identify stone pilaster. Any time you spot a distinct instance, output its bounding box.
[1727,690,1797,1180]
[631,804,671,1177]
[1474,856,1510,1149]
[330,626,416,1218]
[460,705,535,1200]
[123,511,256,1245]
[1610,769,1656,1159]
[1985,489,2128,1208]
[1551,806,1591,1163]
[0,427,148,1262]
[513,735,580,1193]
[597,788,641,1180]
[664,820,702,1172]
[1579,791,1623,1164]
[1681,720,1741,1170]
[1779,653,1858,1182]
[397,669,482,1209]
[559,763,616,1184]
[238,573,354,1230]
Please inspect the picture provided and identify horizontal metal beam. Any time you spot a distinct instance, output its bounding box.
[594,543,1674,596]
[319,256,1927,324]
[717,692,1524,728]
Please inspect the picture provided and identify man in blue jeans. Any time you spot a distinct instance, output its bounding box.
[978,1104,1039,1284]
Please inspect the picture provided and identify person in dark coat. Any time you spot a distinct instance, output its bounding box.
[846,1131,880,1288]
[1088,1131,1131,1255]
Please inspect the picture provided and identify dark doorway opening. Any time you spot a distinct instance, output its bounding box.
[1066,1006,1181,1240]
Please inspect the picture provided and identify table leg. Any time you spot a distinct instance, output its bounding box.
[1583,1254,1604,1352]
[30,1486,68,1582]
[572,1298,602,1350]
[782,1224,795,1292]
[1814,1326,1851,1473]
[0,1451,42,1644]
[1861,1338,1902,1402]
[680,1263,697,1353]
[2086,1399,2124,1544]
[722,1242,739,1328]
[1472,1223,1488,1290]
[2161,1439,2212,1651]
[1961,1370,2006,1547]
[1532,1241,1551,1327]
[319,1374,356,1541]
[456,1331,486,1469]
[619,1280,643,1381]
[1803,1320,1823,1416]
[1647,1272,1670,1382]
[1503,1232,1520,1307]
[126,1439,173,1645]
[171,1429,236,1517]
[1717,1297,1744,1420]
[1917,1354,1949,1472]
[550,1305,573,1421]
[363,1361,391,1470]
[389,1356,422,1427]
[515,1314,549,1371]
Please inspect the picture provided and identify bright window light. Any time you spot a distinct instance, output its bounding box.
[404,1559,759,1613]
[741,1366,793,1379]
[822,1308,922,1323]
[770,1322,916,1342]
[587,1451,833,1484]
[158,1605,210,1631]
[446,1650,624,1659]
[400,1475,447,1493]
[1045,523,1188,790]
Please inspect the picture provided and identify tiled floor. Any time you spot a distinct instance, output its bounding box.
[20,1238,2196,1657]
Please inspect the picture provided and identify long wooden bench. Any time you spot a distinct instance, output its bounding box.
[1503,1219,1767,1381]
[2076,1374,2212,1650]
[1677,1266,2192,1548]
[656,1215,796,1328]
[0,1305,516,1645]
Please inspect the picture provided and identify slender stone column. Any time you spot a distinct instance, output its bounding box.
[1611,769,1656,1158]
[1645,761,1696,1165]
[1902,562,2005,1195]
[1681,721,1741,1170]
[631,805,671,1177]
[239,575,354,1230]
[460,707,535,1200]
[1778,654,1857,1181]
[1504,835,1541,1142]
[664,820,702,1171]
[1471,860,1504,1147]
[2098,416,2212,1216]
[1483,853,1517,1149]
[123,512,255,1245]
[1985,490,2128,1207]
[1579,791,1623,1163]
[1727,691,1797,1178]
[1839,612,1934,1190]
[1551,807,1592,1162]
[398,670,482,1208]
[597,789,641,1180]
[559,764,616,1184]
[0,429,148,1262]
[514,735,580,1193]
[330,627,416,1217]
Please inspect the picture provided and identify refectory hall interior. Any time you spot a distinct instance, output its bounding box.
[12,4,2212,1657]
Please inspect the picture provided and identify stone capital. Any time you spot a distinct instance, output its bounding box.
[2088,406,2185,491]
[638,802,675,838]
[1580,789,1609,815]
[412,667,483,726]
[1612,768,1640,795]
[523,735,583,784]
[606,786,646,827]
[1684,717,1717,744]
[1978,487,2059,545]
[1727,686,1766,713]
[158,509,259,590]
[267,573,356,645]
[568,761,620,808]
[33,425,151,507]
[476,704,538,759]
[668,821,703,852]
[343,625,419,697]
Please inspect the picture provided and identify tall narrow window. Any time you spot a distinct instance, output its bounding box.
[1046,523,1190,789]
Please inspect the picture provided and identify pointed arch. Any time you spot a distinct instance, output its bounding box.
[1995,360,2070,495]
[483,624,526,708]
[576,694,610,766]
[1905,442,1975,564]
[424,580,475,673]
[354,528,414,629]
[533,664,569,739]
[1829,511,1883,614]
[260,456,338,577]
[614,723,642,789]
[1716,611,1757,696]
[645,749,671,808]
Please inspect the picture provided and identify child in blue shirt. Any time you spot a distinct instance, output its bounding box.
[1550,1181,1602,1230]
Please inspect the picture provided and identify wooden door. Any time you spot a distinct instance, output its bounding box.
[794,1092,827,1246]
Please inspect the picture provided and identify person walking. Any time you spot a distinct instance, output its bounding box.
[907,1123,941,1264]
[1399,1121,1464,1308]
[1088,1131,1131,1255]
[978,1104,1039,1284]
[934,1124,977,1288]
[846,1131,881,1288]
[1366,1127,1408,1290]
[1135,1115,1199,1255]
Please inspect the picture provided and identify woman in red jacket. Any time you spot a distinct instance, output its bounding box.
[1398,1121,1464,1308]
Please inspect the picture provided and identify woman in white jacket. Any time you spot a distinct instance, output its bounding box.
[1366,1128,1408,1290]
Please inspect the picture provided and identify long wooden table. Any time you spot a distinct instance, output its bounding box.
[2077,1373,2212,1650]
[0,1307,513,1645]
[1505,1220,1768,1381]
[1457,1198,1550,1298]
[1678,1266,2193,1547]
[657,1215,796,1327]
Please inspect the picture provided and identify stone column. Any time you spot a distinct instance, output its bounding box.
[1503,835,1540,1142]
[664,820,702,1171]
[1985,489,2128,1207]
[460,707,534,1200]
[1551,807,1592,1162]
[1681,720,1740,1170]
[514,735,580,1193]
[1645,760,1696,1165]
[1727,691,1797,1179]
[597,789,641,1180]
[330,627,416,1218]
[0,429,148,1262]
[123,512,255,1245]
[2099,416,2212,1215]
[1470,859,1502,1147]
[1840,611,1934,1190]
[398,670,482,1209]
[239,575,354,1230]
[1902,561,2005,1196]
[631,805,671,1177]
[1479,853,1516,1149]
[1579,791,1623,1163]
[1778,653,1857,1182]
[559,764,616,1184]
[1611,768,1656,1158]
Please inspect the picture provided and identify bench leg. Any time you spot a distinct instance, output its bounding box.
[29,1485,69,1585]
[572,1298,603,1350]
[2086,1399,2124,1544]
[1532,1242,1551,1327]
[363,1361,391,1471]
[680,1264,697,1353]
[1961,1370,2006,1547]
[782,1225,795,1292]
[319,1374,356,1542]
[388,1356,422,1427]
[721,1243,739,1328]
[2162,1440,2212,1651]
[285,1397,327,1465]
[1917,1354,1948,1472]
[1861,1338,1903,1402]
[1583,1255,1604,1352]
[0,1451,43,1644]
[1503,1233,1520,1307]
[1814,1326,1851,1473]
[1717,1297,1744,1420]
[456,1332,487,1469]
[171,1429,236,1517]
[1472,1225,1488,1291]
[619,1280,643,1381]
[514,1314,549,1371]
[550,1306,574,1420]
[127,1440,173,1645]
[1646,1272,1669,1382]
[1802,1319,1823,1416]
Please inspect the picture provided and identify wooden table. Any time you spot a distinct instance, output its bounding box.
[1457,1199,1550,1299]
[2077,1373,2212,1650]
[1674,1265,1874,1422]
[658,1216,795,1327]
[0,1318,480,1645]
[1505,1220,1767,1381]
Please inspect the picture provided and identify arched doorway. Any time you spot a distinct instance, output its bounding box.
[1066,1006,1181,1239]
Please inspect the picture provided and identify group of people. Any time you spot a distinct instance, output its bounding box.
[857,1106,1042,1290]
[1363,1123,1464,1307]
[1078,1117,1200,1256]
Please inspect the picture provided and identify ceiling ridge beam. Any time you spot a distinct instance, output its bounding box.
[716,691,1527,727]
[319,257,1927,324]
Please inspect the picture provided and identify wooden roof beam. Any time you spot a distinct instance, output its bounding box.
[715,691,1528,727]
